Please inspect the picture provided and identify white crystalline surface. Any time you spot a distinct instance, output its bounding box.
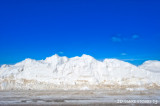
[0,54,160,90]
[139,60,160,73]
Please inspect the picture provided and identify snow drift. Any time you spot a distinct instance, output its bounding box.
[139,60,160,73]
[0,54,160,90]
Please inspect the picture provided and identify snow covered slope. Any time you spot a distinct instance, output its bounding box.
[0,54,160,90]
[139,60,160,73]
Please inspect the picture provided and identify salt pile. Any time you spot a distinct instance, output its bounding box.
[0,54,160,90]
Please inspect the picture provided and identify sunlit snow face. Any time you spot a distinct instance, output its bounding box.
[0,54,160,90]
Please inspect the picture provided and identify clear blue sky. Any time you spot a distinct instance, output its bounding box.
[0,0,160,65]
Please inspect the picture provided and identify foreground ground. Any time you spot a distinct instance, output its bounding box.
[0,89,159,106]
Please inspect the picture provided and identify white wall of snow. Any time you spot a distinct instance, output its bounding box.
[0,54,160,90]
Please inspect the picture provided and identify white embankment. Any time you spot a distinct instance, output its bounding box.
[0,54,160,90]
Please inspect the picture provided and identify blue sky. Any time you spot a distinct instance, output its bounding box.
[0,0,160,65]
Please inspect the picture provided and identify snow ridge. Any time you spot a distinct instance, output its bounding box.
[0,54,160,90]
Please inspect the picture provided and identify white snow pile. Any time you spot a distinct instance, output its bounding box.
[0,54,160,90]
[139,60,160,73]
